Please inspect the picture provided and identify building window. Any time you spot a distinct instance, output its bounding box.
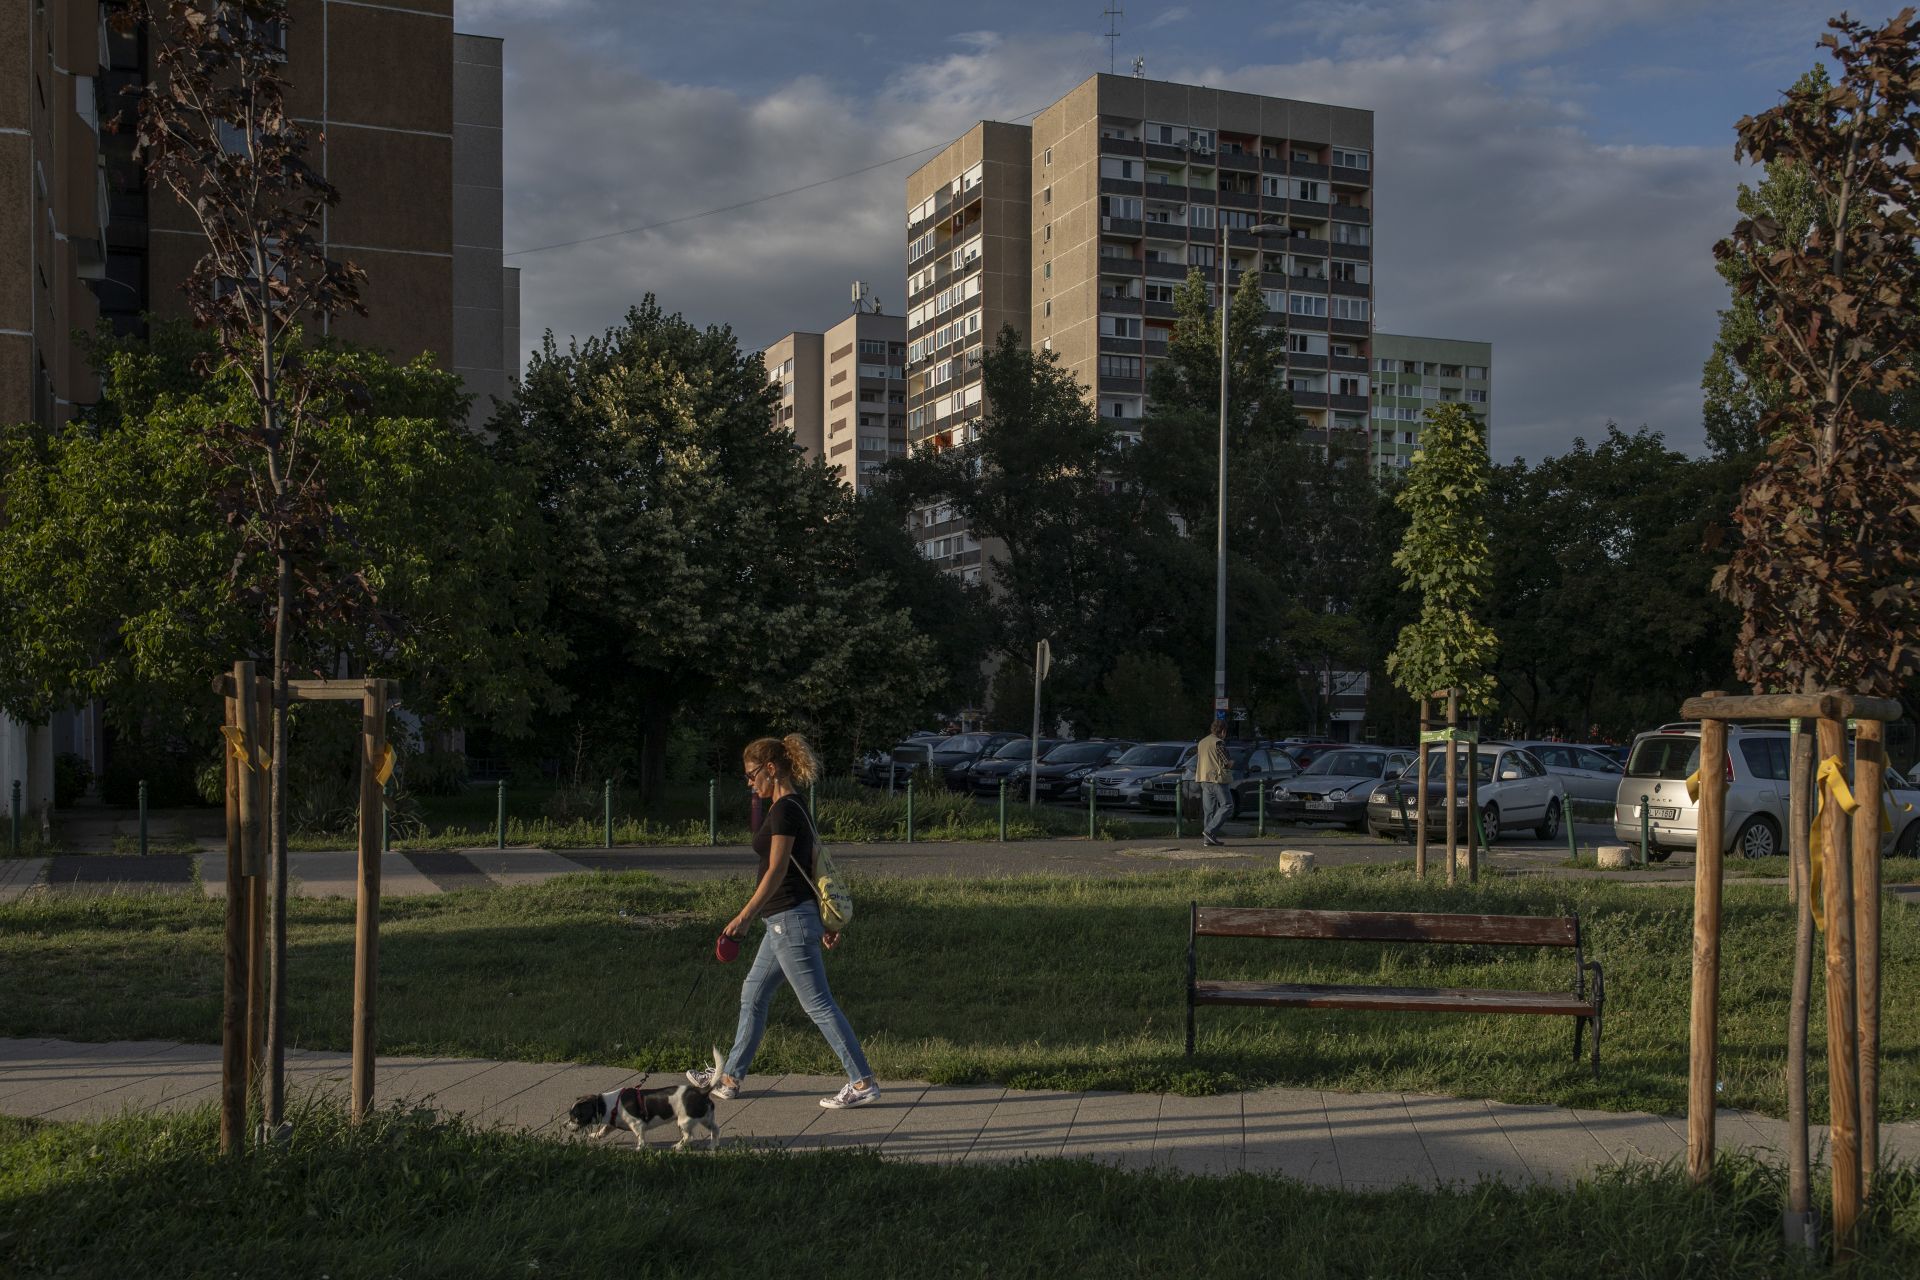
[1044,146,1053,165]
[1043,261,1052,279]
[1188,245,1215,267]
[1043,300,1052,317]
[1144,282,1175,304]
[1333,223,1371,247]
[1466,365,1488,380]
[1043,223,1052,241]
[1099,315,1142,338]
[1042,185,1052,204]
[1294,179,1327,203]
[1467,388,1488,403]
[1333,148,1370,170]
[1335,376,1365,397]
[1098,355,1142,378]
[859,339,887,355]
[1288,293,1328,317]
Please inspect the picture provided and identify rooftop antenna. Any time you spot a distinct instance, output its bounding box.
[1132,55,1145,78]
[1102,5,1123,74]
[851,280,882,315]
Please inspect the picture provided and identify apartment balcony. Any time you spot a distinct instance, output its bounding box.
[1142,218,1188,239]
[1100,215,1144,237]
[1219,190,1259,211]
[1330,355,1371,374]
[1331,277,1370,298]
[1287,353,1329,372]
[1100,136,1144,157]
[1100,254,1144,274]
[1143,259,1190,279]
[1144,300,1177,320]
[1330,203,1372,225]
[1330,318,1370,337]
[1143,339,1170,360]
[1099,334,1144,355]
[1291,199,1332,222]
[1332,242,1371,261]
[1291,389,1330,409]
[1100,176,1144,196]
[1328,393,1370,413]
[1291,160,1330,180]
[1331,163,1372,187]
[908,190,954,239]
[1218,149,1259,171]
[1098,294,1145,312]
[1144,142,1189,162]
[1290,314,1329,332]
[1287,236,1332,258]
[1261,155,1289,175]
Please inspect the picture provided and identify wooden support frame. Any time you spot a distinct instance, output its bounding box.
[214,670,398,1148]
[1415,699,1430,878]
[1682,688,1893,1257]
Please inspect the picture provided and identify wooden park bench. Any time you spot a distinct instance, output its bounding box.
[1185,905,1606,1076]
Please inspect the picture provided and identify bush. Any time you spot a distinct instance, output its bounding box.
[52,753,92,808]
[404,748,469,797]
[99,741,201,808]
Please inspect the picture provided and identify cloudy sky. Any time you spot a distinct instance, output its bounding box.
[462,0,1840,461]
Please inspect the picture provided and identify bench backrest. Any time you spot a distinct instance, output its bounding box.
[1193,906,1578,948]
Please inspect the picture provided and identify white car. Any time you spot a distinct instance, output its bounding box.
[1513,741,1625,804]
[1366,743,1568,842]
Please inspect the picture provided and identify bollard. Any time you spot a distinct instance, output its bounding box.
[1566,798,1579,863]
[905,779,915,844]
[496,780,506,850]
[708,779,717,847]
[1640,793,1652,867]
[10,779,19,854]
[381,779,390,855]
[998,779,1007,843]
[603,779,612,849]
[1258,782,1266,838]
[1174,783,1184,840]
[138,780,149,856]
[1473,806,1491,860]
[1087,781,1096,839]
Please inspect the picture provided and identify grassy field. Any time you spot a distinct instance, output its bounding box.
[2,866,1915,1118]
[3,1106,1913,1279]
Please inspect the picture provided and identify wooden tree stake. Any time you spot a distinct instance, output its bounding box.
[1850,719,1884,1195]
[1415,698,1429,878]
[1444,690,1459,885]
[1686,695,1728,1185]
[219,690,246,1155]
[351,678,388,1123]
[1818,714,1861,1251]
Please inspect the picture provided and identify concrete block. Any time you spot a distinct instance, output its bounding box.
[1277,851,1316,875]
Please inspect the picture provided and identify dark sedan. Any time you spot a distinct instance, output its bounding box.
[1006,739,1135,801]
[1269,747,1415,829]
[966,738,1064,794]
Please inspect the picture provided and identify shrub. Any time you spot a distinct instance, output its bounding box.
[404,749,469,797]
[52,753,92,808]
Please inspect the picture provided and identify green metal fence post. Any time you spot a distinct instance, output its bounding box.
[998,779,1007,842]
[708,780,717,847]
[905,779,915,844]
[1258,783,1266,838]
[12,779,21,854]
[496,780,506,850]
[1474,806,1491,861]
[1175,784,1184,840]
[1639,792,1652,868]
[1087,782,1096,839]
[381,779,390,855]
[1565,798,1579,863]
[603,778,613,849]
[138,780,148,856]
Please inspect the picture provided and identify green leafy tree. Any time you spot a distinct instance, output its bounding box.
[1712,13,1920,698]
[1386,404,1499,712]
[493,298,940,791]
[1098,652,1192,742]
[0,323,559,747]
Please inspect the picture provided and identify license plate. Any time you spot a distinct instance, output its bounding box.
[1097,788,1124,799]
[1639,805,1679,821]
[1305,800,1335,811]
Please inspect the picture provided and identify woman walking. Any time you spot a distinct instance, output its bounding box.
[689,734,879,1109]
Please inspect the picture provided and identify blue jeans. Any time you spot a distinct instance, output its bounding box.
[1201,782,1234,838]
[722,902,873,1086]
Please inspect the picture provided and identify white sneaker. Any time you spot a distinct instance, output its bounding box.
[686,1066,738,1100]
[820,1080,880,1109]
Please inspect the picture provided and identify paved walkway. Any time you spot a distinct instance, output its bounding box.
[3,1038,1910,1186]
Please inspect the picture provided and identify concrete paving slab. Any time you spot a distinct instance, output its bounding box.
[726,1074,848,1150]
[789,1082,931,1153]
[1323,1091,1438,1188]
[1151,1092,1243,1175]
[878,1084,1008,1162]
[1479,1102,1609,1185]
[963,1088,1080,1164]
[286,851,441,899]
[1059,1090,1162,1167]
[458,849,585,889]
[1402,1095,1535,1187]
[27,1043,217,1119]
[1570,1107,1685,1165]
[1242,1087,1341,1185]
[0,1040,188,1106]
[0,857,47,902]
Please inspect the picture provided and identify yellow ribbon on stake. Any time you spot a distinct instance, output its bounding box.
[375,744,396,787]
[219,725,272,773]
[1807,756,1859,927]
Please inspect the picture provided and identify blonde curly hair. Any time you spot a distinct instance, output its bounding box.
[742,734,821,788]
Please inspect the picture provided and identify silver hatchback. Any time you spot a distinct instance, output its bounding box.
[1612,724,1790,860]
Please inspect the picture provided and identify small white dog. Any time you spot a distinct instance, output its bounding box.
[564,1049,724,1151]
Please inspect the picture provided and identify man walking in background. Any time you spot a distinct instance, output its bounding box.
[1196,718,1233,847]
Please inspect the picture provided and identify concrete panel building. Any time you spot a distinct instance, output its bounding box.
[763,308,906,496]
[1369,334,1492,473]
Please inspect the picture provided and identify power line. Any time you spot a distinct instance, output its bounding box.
[504,101,1056,259]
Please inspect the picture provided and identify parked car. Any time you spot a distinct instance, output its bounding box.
[1366,743,1567,843]
[859,733,941,786]
[1610,723,1792,861]
[1512,741,1626,804]
[1890,769,1920,857]
[1088,741,1195,809]
[1270,747,1415,830]
[888,732,1021,788]
[1274,740,1345,769]
[1147,743,1298,817]
[1007,739,1135,801]
[966,738,1064,794]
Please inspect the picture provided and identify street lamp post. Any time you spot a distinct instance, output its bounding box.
[1214,216,1289,718]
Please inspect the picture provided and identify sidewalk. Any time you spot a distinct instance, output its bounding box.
[3,1038,1910,1187]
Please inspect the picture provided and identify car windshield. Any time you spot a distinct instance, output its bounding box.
[1421,750,1496,784]
[937,734,987,754]
[992,740,1034,759]
[1305,751,1388,777]
[1044,742,1113,764]
[1116,744,1184,767]
[1627,736,1699,780]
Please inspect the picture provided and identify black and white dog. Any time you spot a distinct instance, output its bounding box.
[565,1049,724,1150]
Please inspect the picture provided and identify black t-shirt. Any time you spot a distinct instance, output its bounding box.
[752,794,816,918]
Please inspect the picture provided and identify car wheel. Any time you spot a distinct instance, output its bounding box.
[1733,814,1780,860]
[1479,803,1500,846]
[1644,845,1672,863]
[1535,798,1562,841]
[1896,820,1918,858]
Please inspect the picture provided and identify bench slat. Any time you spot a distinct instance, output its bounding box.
[1195,908,1578,948]
[1193,980,1596,1016]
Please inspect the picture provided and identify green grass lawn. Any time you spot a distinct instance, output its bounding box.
[4,1106,1913,1279]
[2,867,1914,1119]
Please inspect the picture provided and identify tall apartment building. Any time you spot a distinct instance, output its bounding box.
[2,1,517,799]
[764,309,906,495]
[904,76,1375,574]
[1369,334,1492,473]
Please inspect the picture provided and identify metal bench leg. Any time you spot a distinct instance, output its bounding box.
[1572,1015,1585,1066]
[1591,1009,1602,1079]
